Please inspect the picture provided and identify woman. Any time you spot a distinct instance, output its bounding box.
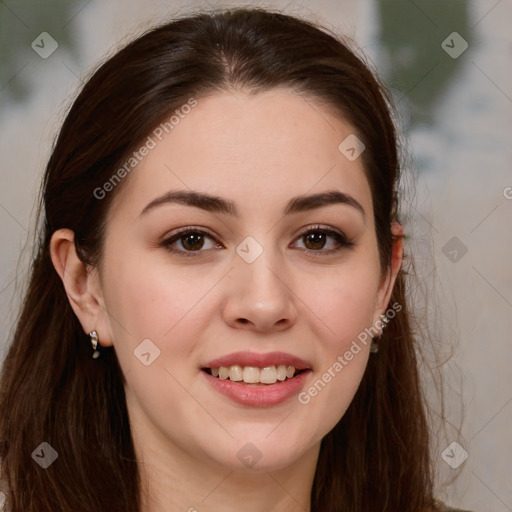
[0,7,471,512]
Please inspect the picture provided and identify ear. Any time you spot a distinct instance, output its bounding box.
[374,221,404,322]
[50,228,114,347]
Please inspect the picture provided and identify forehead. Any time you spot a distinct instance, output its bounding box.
[109,88,373,220]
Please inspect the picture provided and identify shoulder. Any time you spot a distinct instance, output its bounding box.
[0,492,8,511]
[434,499,474,512]
[0,463,9,511]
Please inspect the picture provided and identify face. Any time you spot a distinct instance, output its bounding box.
[89,88,399,472]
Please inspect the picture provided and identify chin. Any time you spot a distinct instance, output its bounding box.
[204,429,319,473]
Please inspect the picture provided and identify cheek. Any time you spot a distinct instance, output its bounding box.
[304,258,381,347]
[100,255,221,442]
[294,261,379,426]
[103,251,218,340]
[100,249,232,397]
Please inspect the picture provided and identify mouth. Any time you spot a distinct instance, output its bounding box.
[202,365,309,385]
[201,351,312,405]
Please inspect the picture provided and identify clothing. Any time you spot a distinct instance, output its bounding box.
[0,471,474,512]
[0,496,475,512]
[436,499,473,512]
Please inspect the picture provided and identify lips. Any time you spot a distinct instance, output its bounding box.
[201,351,312,407]
[202,351,312,371]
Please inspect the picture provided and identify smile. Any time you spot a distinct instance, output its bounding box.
[201,351,312,406]
[204,365,303,385]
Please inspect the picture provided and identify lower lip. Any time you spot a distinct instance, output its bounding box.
[202,370,311,407]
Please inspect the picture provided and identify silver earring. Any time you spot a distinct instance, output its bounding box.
[89,330,101,359]
[370,314,390,354]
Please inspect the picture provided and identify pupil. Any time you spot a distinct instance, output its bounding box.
[182,233,204,250]
[305,232,325,250]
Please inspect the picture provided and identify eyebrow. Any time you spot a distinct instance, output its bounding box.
[140,189,366,220]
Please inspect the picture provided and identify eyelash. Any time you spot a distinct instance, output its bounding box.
[160,224,355,258]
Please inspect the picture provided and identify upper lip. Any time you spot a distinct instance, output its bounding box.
[203,351,312,370]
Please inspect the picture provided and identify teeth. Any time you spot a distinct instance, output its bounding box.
[276,364,287,381]
[208,365,298,384]
[229,365,243,382]
[260,366,277,384]
[243,366,260,384]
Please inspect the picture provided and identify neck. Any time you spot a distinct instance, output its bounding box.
[129,405,319,512]
[140,452,318,512]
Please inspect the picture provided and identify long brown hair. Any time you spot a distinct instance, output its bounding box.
[0,8,434,511]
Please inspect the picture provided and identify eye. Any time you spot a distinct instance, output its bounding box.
[160,228,222,257]
[160,225,354,258]
[292,225,354,255]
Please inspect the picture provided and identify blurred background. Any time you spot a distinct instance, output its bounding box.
[1,0,511,510]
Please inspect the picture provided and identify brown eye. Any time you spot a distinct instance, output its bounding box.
[180,232,205,251]
[160,228,221,257]
[293,226,355,255]
[303,231,327,250]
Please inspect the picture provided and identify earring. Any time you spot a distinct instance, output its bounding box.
[89,330,101,359]
[370,314,390,354]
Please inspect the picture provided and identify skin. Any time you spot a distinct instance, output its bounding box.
[51,88,403,512]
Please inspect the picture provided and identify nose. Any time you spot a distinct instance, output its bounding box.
[222,247,298,333]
